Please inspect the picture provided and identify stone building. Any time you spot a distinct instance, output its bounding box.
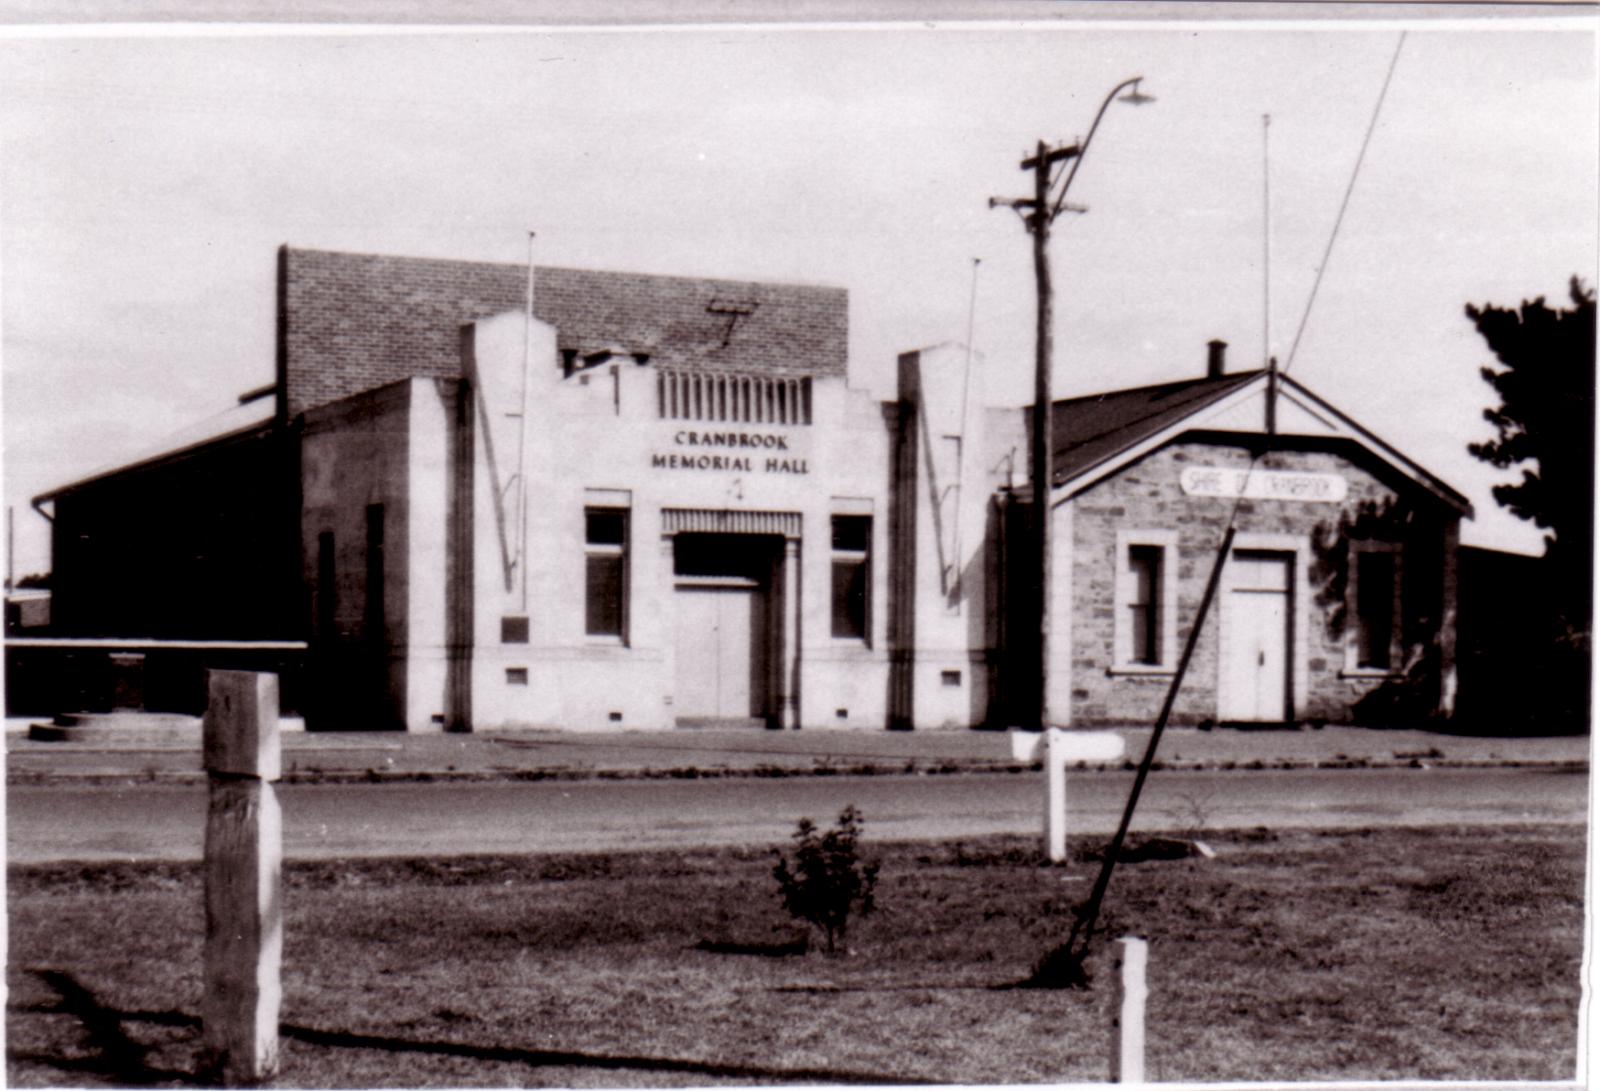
[918,339,1472,728]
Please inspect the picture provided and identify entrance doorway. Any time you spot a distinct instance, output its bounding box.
[672,534,780,726]
[1220,549,1293,723]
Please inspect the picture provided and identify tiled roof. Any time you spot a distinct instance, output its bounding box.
[1049,370,1262,485]
[1046,369,1471,513]
[282,247,847,417]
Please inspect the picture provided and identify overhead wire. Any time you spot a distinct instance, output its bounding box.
[1178,33,1412,708]
[1281,31,1408,380]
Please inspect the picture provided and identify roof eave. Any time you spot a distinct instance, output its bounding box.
[33,417,278,504]
[1050,370,1474,517]
[1276,373,1473,516]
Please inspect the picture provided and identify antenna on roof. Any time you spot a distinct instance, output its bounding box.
[1263,116,1277,440]
[1262,113,1271,374]
[959,259,980,442]
[515,230,537,610]
[951,257,982,602]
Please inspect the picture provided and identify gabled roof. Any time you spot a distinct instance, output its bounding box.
[282,247,847,418]
[34,399,275,503]
[1048,369,1472,515]
[1050,370,1262,487]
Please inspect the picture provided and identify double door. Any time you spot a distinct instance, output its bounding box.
[674,584,769,722]
[672,533,780,726]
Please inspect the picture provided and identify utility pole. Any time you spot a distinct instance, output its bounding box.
[1025,139,1068,732]
[991,76,1153,731]
[515,230,536,611]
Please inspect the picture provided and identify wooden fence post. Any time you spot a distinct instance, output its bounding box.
[1110,935,1148,1084]
[202,670,283,1087]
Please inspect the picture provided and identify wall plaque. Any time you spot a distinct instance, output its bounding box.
[650,427,809,475]
[1179,466,1347,503]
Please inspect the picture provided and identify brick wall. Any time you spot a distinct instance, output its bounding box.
[1067,438,1456,726]
[281,247,848,418]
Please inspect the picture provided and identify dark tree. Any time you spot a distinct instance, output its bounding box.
[1468,278,1596,571]
[1465,277,1595,725]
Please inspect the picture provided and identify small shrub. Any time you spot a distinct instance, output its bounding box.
[772,805,880,953]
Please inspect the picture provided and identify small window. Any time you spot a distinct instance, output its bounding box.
[506,667,529,685]
[501,616,529,644]
[831,515,871,641]
[1127,545,1162,665]
[1354,549,1397,670]
[585,508,628,639]
[1113,531,1178,671]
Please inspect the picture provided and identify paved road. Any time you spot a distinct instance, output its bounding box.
[7,766,1587,864]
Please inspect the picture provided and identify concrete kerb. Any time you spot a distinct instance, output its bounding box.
[5,721,1590,785]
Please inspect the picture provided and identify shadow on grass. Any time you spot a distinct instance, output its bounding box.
[770,980,1002,994]
[692,936,809,957]
[279,1023,936,1085]
[15,969,936,1087]
[12,969,206,1087]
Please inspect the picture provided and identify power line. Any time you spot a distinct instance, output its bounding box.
[1282,31,1408,379]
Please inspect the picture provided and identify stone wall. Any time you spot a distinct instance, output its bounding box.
[1065,438,1456,726]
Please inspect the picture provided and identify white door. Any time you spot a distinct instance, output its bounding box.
[674,585,761,721]
[1220,551,1292,722]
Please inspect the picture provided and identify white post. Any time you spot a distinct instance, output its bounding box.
[1010,728,1125,864]
[202,670,283,1087]
[1046,727,1068,863]
[1110,936,1148,1084]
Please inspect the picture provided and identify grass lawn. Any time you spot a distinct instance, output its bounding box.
[7,823,1585,1086]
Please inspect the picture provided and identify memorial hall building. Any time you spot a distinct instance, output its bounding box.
[33,246,1470,731]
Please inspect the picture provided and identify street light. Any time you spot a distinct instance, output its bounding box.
[990,76,1154,732]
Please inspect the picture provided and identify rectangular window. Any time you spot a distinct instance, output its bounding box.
[1113,530,1179,672]
[831,514,871,641]
[364,504,385,644]
[316,531,336,637]
[1354,549,1397,669]
[1127,544,1162,665]
[585,507,628,639]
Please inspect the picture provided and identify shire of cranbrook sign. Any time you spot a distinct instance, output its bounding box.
[1180,466,1347,502]
[651,429,809,475]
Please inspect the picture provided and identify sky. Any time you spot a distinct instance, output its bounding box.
[2,10,1596,578]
